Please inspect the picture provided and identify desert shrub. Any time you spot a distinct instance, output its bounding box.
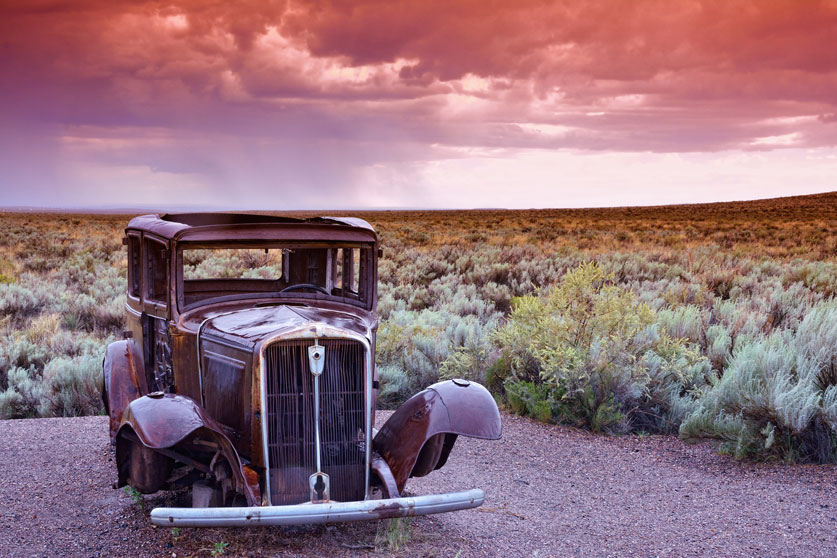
[505,380,553,423]
[493,262,711,433]
[39,354,104,417]
[377,365,411,409]
[375,308,499,407]
[635,333,712,433]
[681,300,837,463]
[376,312,452,406]
[0,340,107,418]
[0,367,45,419]
[24,313,62,345]
[481,281,512,313]
[61,292,125,334]
[0,256,16,284]
[785,261,837,297]
[0,335,51,386]
[705,325,732,372]
[656,305,704,344]
[438,342,489,384]
[0,283,46,323]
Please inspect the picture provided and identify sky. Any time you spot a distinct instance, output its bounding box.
[1,0,836,210]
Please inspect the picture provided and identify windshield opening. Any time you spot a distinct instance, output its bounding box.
[177,242,372,312]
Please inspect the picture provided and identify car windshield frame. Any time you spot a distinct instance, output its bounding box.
[174,240,375,313]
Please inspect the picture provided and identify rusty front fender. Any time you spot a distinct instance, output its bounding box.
[373,380,501,495]
[116,394,260,506]
[103,339,147,444]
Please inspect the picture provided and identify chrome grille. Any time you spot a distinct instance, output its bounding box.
[264,339,366,504]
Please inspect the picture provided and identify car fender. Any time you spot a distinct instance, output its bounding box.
[373,379,502,494]
[116,394,260,506]
[103,339,147,443]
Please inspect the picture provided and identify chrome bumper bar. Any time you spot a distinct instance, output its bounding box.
[150,489,484,527]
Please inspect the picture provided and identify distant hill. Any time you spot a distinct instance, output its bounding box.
[1,190,834,219]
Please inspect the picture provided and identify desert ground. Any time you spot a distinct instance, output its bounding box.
[1,412,835,558]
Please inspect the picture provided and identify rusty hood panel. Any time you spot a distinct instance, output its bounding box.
[190,304,374,348]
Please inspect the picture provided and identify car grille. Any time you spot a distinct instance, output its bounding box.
[264,338,366,505]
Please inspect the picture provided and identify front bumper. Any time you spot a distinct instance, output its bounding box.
[149,488,484,527]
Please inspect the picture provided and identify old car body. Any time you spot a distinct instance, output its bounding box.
[103,213,501,527]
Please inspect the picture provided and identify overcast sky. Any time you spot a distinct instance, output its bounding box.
[1,0,835,209]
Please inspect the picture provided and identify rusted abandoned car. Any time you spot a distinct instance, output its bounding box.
[103,213,501,527]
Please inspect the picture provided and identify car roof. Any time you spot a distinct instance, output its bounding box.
[126,213,377,243]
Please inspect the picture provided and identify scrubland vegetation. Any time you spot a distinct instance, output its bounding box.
[1,191,835,463]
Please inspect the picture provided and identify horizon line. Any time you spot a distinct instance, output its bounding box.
[0,189,834,215]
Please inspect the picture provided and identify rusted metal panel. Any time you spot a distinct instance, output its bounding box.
[199,305,374,346]
[169,326,201,402]
[373,380,502,494]
[126,214,189,239]
[103,339,146,443]
[127,213,376,243]
[371,454,399,498]
[116,393,259,506]
[199,337,252,454]
[175,226,376,244]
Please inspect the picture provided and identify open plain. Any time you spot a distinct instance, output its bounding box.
[1,193,836,556]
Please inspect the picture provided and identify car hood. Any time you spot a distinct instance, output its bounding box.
[196,304,374,349]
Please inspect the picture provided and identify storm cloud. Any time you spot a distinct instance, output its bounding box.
[1,0,835,208]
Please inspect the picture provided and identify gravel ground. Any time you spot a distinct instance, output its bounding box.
[1,413,835,558]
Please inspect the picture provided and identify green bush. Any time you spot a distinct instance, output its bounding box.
[493,262,711,433]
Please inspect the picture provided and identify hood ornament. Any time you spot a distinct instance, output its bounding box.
[308,339,325,376]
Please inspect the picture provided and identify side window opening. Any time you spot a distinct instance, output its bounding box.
[145,239,169,303]
[345,248,359,294]
[127,235,140,299]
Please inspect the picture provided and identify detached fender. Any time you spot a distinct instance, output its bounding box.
[116,394,260,506]
[103,339,147,443]
[373,380,501,494]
